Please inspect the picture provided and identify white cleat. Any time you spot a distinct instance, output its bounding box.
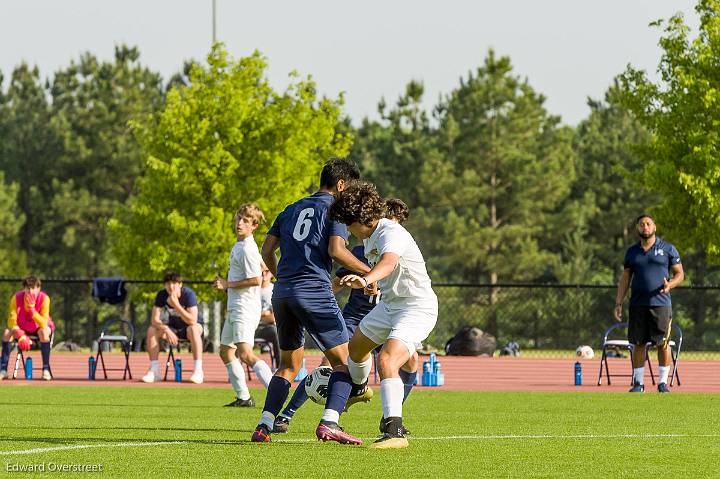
[189,369,204,384]
[42,369,52,381]
[142,369,159,383]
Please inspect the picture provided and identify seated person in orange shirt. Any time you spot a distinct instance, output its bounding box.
[1,276,56,380]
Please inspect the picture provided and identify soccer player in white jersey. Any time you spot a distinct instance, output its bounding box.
[329,182,438,449]
[214,203,274,406]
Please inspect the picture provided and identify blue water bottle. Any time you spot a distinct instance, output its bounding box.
[174,358,182,382]
[88,356,96,380]
[434,359,444,386]
[574,361,582,386]
[25,357,33,379]
[421,358,431,386]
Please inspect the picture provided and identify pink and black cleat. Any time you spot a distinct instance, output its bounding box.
[251,424,272,443]
[315,422,362,445]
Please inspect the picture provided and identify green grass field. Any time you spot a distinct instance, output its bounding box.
[1,385,719,478]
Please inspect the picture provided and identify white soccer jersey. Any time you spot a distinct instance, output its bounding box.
[226,236,262,316]
[363,218,436,307]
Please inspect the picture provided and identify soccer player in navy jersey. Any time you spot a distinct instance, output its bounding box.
[251,158,372,445]
[271,244,377,433]
[273,198,418,435]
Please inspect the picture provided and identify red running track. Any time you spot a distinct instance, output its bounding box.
[1,352,718,393]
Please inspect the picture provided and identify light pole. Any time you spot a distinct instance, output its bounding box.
[212,0,216,45]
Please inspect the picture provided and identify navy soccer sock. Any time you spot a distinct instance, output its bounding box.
[399,369,417,403]
[280,376,310,419]
[1,341,10,371]
[40,342,51,370]
[324,371,353,419]
[260,376,292,424]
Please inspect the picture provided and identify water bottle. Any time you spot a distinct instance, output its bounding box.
[25,357,33,379]
[88,356,96,380]
[294,358,307,382]
[174,358,182,382]
[434,360,444,387]
[421,359,432,386]
[574,361,582,386]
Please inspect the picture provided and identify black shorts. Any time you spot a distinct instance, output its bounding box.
[168,320,203,341]
[628,306,672,346]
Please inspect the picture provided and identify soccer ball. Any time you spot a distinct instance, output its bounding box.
[304,366,333,404]
[576,345,594,360]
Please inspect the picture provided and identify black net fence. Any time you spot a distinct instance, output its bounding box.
[431,284,720,355]
[2,278,719,356]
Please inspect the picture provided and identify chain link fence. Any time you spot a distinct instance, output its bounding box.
[431,284,720,356]
[2,278,719,357]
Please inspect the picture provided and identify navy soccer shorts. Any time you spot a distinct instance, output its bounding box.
[273,294,348,352]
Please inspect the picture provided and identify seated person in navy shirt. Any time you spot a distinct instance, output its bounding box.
[614,215,684,393]
[142,272,204,384]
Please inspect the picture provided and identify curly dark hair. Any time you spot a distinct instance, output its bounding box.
[329,181,386,227]
[384,198,409,225]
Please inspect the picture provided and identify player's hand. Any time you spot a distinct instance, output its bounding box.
[613,304,623,322]
[213,276,227,290]
[364,282,379,296]
[339,274,367,289]
[660,277,671,294]
[17,334,32,351]
[24,293,37,312]
[164,328,179,346]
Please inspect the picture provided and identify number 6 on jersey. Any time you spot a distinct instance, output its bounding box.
[292,207,315,241]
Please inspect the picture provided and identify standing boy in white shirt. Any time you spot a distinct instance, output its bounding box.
[329,182,438,449]
[214,203,274,407]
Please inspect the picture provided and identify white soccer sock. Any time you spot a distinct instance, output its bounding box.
[149,360,159,372]
[260,411,275,430]
[347,356,372,385]
[194,359,203,371]
[320,409,340,424]
[380,378,404,419]
[252,360,273,388]
[225,359,251,400]
[632,367,645,385]
[658,366,670,384]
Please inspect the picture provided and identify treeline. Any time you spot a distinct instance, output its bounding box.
[1,2,719,347]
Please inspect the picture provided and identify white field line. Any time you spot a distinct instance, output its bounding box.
[2,433,717,455]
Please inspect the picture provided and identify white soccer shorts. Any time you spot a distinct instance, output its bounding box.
[220,310,261,346]
[359,300,438,356]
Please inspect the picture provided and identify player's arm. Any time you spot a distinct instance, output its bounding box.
[31,296,50,329]
[261,234,280,278]
[340,252,399,289]
[166,287,198,326]
[216,276,262,290]
[172,305,198,326]
[614,268,632,321]
[7,295,17,329]
[328,236,371,275]
[661,263,684,294]
[150,306,166,329]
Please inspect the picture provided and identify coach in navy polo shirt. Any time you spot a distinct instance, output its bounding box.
[614,215,684,393]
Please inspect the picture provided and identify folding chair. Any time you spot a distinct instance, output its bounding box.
[12,330,54,379]
[94,318,134,380]
[646,322,682,386]
[163,339,197,381]
[598,322,659,386]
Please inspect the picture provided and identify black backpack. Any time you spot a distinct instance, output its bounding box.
[445,326,497,356]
